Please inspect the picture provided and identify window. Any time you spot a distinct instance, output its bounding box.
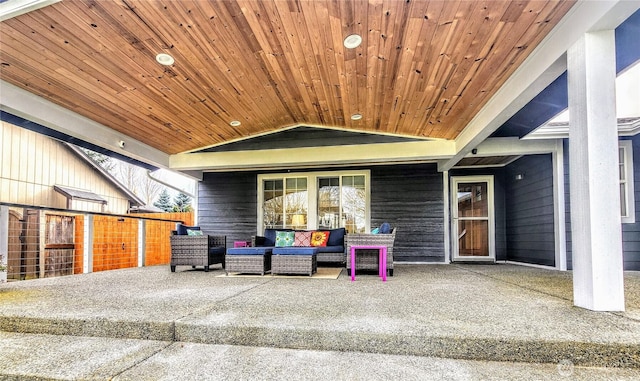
[258,170,369,233]
[318,175,366,233]
[619,141,635,223]
[262,177,307,229]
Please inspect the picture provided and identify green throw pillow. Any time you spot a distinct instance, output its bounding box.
[187,229,203,236]
[275,231,295,247]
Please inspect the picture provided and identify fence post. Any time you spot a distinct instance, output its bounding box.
[138,219,146,267]
[83,214,93,274]
[0,206,8,283]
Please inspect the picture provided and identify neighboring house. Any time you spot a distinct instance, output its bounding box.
[1,120,145,280]
[1,120,144,213]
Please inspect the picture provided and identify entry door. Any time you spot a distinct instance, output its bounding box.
[451,176,495,261]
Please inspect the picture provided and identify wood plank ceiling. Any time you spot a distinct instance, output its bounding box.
[0,0,575,155]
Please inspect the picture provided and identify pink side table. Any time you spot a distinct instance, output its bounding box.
[350,245,387,282]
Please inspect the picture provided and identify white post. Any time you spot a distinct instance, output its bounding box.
[552,141,567,271]
[38,210,46,278]
[138,219,146,267]
[568,30,624,311]
[83,214,93,274]
[442,171,451,264]
[0,206,9,283]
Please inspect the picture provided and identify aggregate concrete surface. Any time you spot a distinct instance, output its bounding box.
[1,264,639,380]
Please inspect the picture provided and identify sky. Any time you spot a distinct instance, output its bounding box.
[550,62,640,123]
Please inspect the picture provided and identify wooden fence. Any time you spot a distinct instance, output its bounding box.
[5,207,193,280]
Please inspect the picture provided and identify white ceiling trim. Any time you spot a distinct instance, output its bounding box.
[170,140,456,172]
[0,0,60,22]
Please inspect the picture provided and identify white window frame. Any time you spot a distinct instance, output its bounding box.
[257,170,370,234]
[619,140,635,223]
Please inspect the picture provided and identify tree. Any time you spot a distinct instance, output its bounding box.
[173,192,193,212]
[82,149,114,171]
[154,189,173,212]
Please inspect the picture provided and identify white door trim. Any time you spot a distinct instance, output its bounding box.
[451,175,496,262]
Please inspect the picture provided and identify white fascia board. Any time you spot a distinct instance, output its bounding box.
[474,137,559,156]
[0,0,60,22]
[439,0,638,172]
[170,140,456,171]
[0,80,170,169]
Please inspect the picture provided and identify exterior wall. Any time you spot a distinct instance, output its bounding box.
[504,154,556,266]
[370,164,444,263]
[564,136,640,270]
[0,121,131,214]
[198,171,258,242]
[197,163,446,263]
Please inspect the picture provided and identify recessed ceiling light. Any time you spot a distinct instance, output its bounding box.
[230,120,241,127]
[351,113,363,121]
[343,34,362,49]
[155,53,174,66]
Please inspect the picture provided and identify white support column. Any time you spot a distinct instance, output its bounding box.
[552,140,567,271]
[83,214,93,274]
[0,206,9,283]
[568,30,624,311]
[442,171,451,264]
[138,219,146,267]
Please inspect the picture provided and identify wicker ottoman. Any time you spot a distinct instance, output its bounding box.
[225,247,272,276]
[272,247,318,276]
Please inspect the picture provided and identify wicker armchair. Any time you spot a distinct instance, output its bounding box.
[170,234,226,272]
[345,228,396,276]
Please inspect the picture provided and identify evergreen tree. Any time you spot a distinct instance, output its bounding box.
[173,192,193,212]
[154,189,173,212]
[81,148,114,171]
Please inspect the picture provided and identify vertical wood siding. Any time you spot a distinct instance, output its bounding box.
[0,121,131,214]
[198,164,446,263]
[504,154,555,266]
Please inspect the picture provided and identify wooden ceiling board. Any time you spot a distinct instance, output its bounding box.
[0,0,576,155]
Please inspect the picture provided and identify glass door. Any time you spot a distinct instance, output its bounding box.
[451,176,495,261]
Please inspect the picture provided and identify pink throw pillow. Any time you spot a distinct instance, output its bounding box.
[294,231,312,246]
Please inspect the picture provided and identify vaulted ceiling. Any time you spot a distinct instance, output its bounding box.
[0,0,576,157]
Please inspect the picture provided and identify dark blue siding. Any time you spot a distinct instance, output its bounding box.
[370,164,445,262]
[196,126,423,152]
[197,171,259,244]
[504,155,555,266]
[621,136,640,270]
[197,164,446,263]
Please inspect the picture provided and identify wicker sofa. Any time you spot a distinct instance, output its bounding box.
[170,224,226,272]
[252,227,346,265]
[345,228,396,276]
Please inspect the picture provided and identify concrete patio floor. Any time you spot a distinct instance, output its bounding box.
[0,263,639,380]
